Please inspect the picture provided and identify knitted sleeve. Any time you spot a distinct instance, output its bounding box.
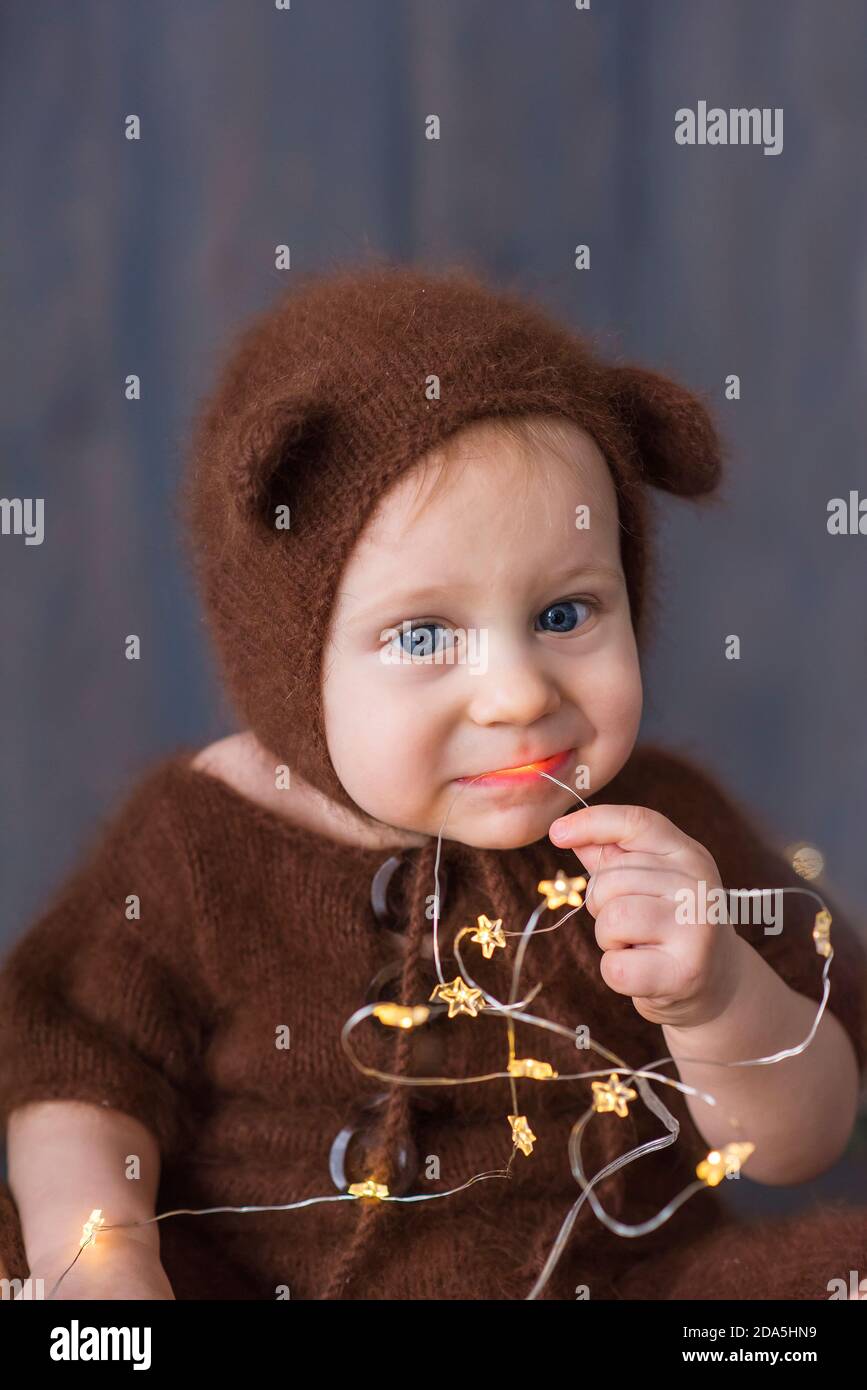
[622,744,867,1080]
[0,759,211,1165]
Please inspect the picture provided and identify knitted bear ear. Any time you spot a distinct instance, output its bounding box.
[606,364,723,497]
[230,394,335,527]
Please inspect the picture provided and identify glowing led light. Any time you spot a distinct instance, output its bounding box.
[591,1072,637,1118]
[372,1003,431,1029]
[508,1114,537,1156]
[538,873,587,910]
[348,1178,389,1199]
[430,976,486,1019]
[696,1141,756,1186]
[469,913,507,959]
[508,1057,557,1080]
[80,1208,105,1249]
[812,909,832,958]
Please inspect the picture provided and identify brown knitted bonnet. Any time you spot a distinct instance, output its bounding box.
[181,261,723,818]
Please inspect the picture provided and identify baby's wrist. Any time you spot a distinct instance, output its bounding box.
[27,1224,163,1291]
[660,931,755,1040]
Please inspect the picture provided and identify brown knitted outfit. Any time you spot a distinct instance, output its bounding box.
[1,264,866,1300]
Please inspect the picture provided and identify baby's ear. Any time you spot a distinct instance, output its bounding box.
[230,394,335,527]
[606,364,723,497]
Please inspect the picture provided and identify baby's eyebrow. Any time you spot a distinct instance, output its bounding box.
[539,562,624,588]
[391,564,623,606]
[346,564,624,623]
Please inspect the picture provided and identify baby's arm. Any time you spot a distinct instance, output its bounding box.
[661,935,860,1184]
[553,747,867,1185]
[8,1100,174,1299]
[0,762,213,1299]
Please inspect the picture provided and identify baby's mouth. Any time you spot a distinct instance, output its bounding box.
[456,747,575,786]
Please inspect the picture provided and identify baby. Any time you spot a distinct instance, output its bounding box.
[1,263,866,1302]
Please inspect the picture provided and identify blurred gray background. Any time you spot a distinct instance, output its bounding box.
[1,0,865,1213]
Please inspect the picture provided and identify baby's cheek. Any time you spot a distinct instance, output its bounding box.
[600,650,642,724]
[329,682,443,820]
[586,658,642,767]
[369,707,444,810]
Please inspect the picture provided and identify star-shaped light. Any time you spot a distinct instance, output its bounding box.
[591,1072,637,1118]
[80,1208,105,1249]
[508,1057,558,1080]
[696,1141,755,1187]
[348,1178,389,1199]
[469,913,507,959]
[508,1114,537,1156]
[538,872,587,910]
[429,975,486,1019]
[372,1002,431,1029]
[812,909,832,958]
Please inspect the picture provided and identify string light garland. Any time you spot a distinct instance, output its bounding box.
[469,913,507,958]
[39,769,839,1300]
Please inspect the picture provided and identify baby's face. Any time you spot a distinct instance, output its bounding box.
[321,418,643,849]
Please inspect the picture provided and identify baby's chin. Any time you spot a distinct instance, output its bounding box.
[443,823,551,851]
[352,784,582,852]
[408,794,578,852]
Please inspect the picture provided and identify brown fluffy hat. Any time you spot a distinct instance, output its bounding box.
[180,260,724,817]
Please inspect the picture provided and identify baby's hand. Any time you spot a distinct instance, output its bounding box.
[549,803,746,1029]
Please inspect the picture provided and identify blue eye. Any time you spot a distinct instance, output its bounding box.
[535,599,594,634]
[396,622,455,658]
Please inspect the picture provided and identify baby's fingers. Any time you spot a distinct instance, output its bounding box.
[593,893,675,950]
[550,803,691,857]
[585,866,685,921]
[565,843,614,876]
[599,944,677,1001]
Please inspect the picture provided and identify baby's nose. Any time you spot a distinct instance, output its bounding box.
[466,661,561,726]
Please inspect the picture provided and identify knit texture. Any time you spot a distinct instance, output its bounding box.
[179,261,725,818]
[1,741,865,1299]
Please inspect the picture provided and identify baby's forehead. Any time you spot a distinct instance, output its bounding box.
[380,415,620,528]
[336,417,623,598]
[422,414,609,470]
